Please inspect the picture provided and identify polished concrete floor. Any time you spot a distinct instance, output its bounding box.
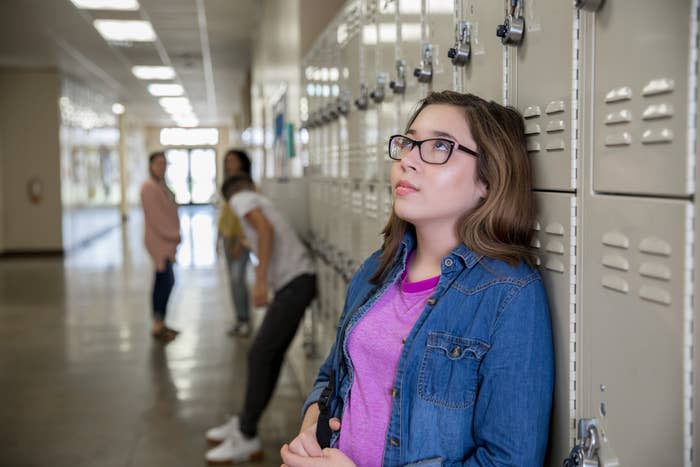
[0,206,306,467]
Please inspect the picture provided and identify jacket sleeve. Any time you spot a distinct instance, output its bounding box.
[454,278,555,467]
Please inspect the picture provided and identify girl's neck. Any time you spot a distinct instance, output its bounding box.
[407,222,460,282]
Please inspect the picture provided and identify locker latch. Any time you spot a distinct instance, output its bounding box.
[413,43,433,83]
[354,83,369,110]
[563,418,620,467]
[337,91,350,116]
[370,73,388,104]
[326,102,339,121]
[496,0,525,46]
[574,0,604,12]
[447,21,471,66]
[389,59,406,94]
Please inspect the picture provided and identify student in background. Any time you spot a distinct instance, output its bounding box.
[140,151,181,343]
[205,174,317,464]
[217,149,252,337]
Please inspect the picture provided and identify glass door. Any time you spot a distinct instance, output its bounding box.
[165,148,217,205]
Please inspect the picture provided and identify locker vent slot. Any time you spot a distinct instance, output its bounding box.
[523,105,542,118]
[604,86,632,103]
[544,259,565,273]
[527,140,541,153]
[546,120,566,133]
[545,240,565,255]
[602,254,629,272]
[641,78,675,96]
[639,262,672,281]
[604,109,632,125]
[602,231,630,249]
[545,222,565,236]
[545,100,565,114]
[638,237,672,256]
[545,139,566,151]
[641,128,674,144]
[642,103,674,120]
[638,285,672,305]
[604,132,632,146]
[601,274,629,293]
[525,123,541,135]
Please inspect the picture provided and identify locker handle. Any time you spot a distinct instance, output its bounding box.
[389,59,407,94]
[448,21,471,66]
[496,0,525,46]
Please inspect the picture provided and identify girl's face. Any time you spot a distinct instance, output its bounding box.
[390,104,487,230]
[224,153,241,175]
[150,155,167,180]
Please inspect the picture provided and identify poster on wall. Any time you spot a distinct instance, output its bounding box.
[272,91,295,181]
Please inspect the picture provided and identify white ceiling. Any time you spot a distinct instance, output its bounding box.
[0,0,262,127]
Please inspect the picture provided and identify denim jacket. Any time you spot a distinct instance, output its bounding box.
[303,232,554,467]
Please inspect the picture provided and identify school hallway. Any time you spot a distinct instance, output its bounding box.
[0,205,306,467]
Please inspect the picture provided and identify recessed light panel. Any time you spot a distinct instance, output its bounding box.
[147,84,184,96]
[94,20,156,42]
[70,0,139,10]
[132,66,175,80]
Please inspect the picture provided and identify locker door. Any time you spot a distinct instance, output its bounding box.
[350,181,366,267]
[397,0,427,125]
[362,0,380,181]
[340,1,364,180]
[580,195,691,465]
[510,0,576,191]
[425,0,457,92]
[362,183,383,259]
[588,0,693,196]
[375,0,399,184]
[532,192,576,465]
[454,0,505,102]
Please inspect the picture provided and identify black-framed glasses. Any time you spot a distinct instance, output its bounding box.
[388,134,481,165]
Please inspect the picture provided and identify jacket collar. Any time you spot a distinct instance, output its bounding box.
[398,230,483,269]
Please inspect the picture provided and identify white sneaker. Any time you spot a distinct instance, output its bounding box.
[205,434,263,464]
[206,415,240,444]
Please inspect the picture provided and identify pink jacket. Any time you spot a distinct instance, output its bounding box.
[140,178,180,271]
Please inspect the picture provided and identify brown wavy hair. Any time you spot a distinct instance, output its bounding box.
[370,91,536,284]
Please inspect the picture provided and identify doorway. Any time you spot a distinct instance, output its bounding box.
[164,148,217,205]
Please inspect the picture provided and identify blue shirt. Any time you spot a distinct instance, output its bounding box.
[303,232,554,466]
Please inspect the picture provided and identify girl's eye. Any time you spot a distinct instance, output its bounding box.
[432,140,450,152]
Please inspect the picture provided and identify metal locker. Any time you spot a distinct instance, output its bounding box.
[508,0,576,192]
[373,0,399,184]
[453,0,505,102]
[350,180,366,267]
[361,0,381,181]
[379,182,393,232]
[339,1,364,170]
[532,191,576,466]
[396,0,427,126]
[425,0,457,92]
[339,180,354,263]
[362,183,383,260]
[584,0,694,197]
[579,195,692,465]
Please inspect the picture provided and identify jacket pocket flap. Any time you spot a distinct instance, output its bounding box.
[426,332,490,360]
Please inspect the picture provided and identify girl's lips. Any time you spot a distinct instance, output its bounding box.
[395,181,418,196]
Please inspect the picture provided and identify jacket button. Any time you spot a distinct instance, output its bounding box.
[451,346,461,357]
[427,298,436,305]
[444,258,453,267]
[390,438,400,447]
[391,388,398,397]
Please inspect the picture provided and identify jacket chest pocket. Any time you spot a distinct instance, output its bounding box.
[418,332,490,409]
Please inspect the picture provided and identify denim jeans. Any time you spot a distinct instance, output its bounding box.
[224,240,250,324]
[152,260,174,321]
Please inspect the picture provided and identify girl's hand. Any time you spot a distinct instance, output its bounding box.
[285,418,341,458]
[280,444,356,467]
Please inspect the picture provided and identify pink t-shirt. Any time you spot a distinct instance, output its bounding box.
[338,266,439,467]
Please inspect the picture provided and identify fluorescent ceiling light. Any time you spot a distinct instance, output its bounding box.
[70,0,139,10]
[159,97,192,113]
[148,84,184,96]
[132,66,175,80]
[94,20,156,42]
[112,103,125,114]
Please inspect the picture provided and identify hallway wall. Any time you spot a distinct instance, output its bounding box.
[0,69,63,253]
